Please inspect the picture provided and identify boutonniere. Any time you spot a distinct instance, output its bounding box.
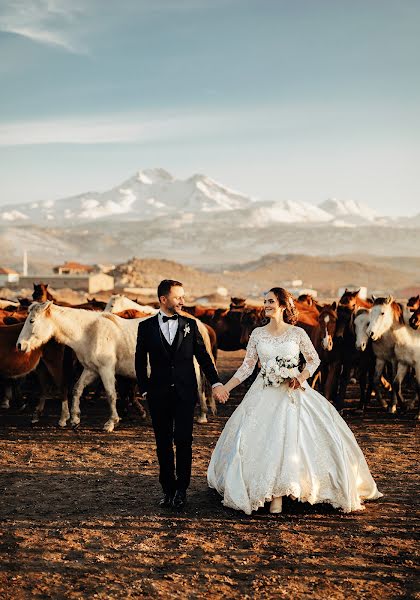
[184,324,191,337]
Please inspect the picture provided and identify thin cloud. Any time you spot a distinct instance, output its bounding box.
[0,0,86,53]
[0,111,245,146]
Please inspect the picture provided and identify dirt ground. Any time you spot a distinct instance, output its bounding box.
[0,350,418,599]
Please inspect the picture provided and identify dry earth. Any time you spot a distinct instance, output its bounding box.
[0,350,418,599]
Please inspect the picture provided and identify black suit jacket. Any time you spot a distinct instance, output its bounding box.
[135,314,220,403]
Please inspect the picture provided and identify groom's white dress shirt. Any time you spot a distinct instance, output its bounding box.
[158,310,178,345]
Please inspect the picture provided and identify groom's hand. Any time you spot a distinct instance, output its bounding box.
[213,385,229,404]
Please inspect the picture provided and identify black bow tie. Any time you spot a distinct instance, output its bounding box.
[162,314,178,322]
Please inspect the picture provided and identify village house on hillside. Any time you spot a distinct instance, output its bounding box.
[53,261,96,275]
[0,267,19,285]
[8,260,114,294]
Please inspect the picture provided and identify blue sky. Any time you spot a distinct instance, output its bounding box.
[0,0,419,215]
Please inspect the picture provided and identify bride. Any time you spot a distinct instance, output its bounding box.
[207,287,382,515]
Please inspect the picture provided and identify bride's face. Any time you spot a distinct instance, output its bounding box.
[264,292,284,319]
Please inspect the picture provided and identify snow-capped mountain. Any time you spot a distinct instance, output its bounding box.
[319,198,380,226]
[0,167,400,227]
[0,169,253,225]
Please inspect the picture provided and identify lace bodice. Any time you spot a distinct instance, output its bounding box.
[234,326,321,383]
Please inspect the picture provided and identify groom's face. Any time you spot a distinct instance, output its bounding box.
[160,285,185,314]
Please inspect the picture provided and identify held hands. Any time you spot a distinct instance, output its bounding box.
[213,384,230,404]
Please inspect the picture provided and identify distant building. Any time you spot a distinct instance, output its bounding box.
[0,267,19,284]
[15,273,114,294]
[53,261,95,275]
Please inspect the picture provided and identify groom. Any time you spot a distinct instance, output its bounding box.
[135,279,229,509]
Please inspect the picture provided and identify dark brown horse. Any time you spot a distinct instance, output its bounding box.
[32,283,106,311]
[407,295,420,312]
[339,289,373,310]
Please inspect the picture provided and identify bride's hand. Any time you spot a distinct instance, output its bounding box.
[288,377,305,390]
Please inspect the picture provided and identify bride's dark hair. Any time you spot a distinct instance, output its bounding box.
[268,287,299,325]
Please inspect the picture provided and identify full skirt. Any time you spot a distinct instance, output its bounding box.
[207,376,383,514]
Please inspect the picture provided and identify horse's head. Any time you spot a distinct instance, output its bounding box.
[409,307,420,331]
[407,294,420,312]
[32,282,51,302]
[104,294,120,312]
[339,289,360,310]
[354,309,370,351]
[318,302,337,351]
[16,301,54,353]
[297,294,314,307]
[366,296,398,341]
[229,297,246,311]
[240,307,265,346]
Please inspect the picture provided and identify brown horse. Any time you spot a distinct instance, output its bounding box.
[297,294,323,313]
[32,283,106,311]
[407,295,420,312]
[339,289,373,310]
[0,323,71,421]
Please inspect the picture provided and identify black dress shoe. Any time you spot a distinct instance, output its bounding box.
[172,489,187,509]
[158,493,173,508]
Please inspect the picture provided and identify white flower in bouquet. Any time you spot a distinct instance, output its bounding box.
[261,355,299,387]
[278,366,289,378]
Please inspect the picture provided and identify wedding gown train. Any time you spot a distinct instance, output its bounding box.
[207,326,382,514]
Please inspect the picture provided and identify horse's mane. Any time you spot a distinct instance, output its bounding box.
[101,312,125,328]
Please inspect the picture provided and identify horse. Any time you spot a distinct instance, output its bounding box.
[17,302,149,432]
[32,283,106,311]
[353,309,377,411]
[0,322,71,420]
[17,301,217,431]
[407,295,420,312]
[339,289,373,310]
[297,294,323,313]
[104,294,157,315]
[0,309,28,325]
[366,296,407,414]
[0,299,19,309]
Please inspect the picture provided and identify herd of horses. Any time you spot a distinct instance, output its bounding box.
[1,283,419,432]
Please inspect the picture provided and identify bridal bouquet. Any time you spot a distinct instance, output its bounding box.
[260,356,302,388]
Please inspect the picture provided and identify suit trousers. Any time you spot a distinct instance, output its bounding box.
[148,386,195,494]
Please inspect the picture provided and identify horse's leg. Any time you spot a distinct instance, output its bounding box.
[414,364,420,421]
[388,360,400,414]
[392,363,408,414]
[0,383,12,409]
[197,381,208,424]
[337,358,352,410]
[373,358,388,409]
[358,363,367,411]
[71,368,98,428]
[311,368,321,390]
[31,367,51,424]
[99,367,120,433]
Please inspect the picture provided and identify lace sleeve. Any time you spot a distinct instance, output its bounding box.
[233,329,259,383]
[298,328,321,377]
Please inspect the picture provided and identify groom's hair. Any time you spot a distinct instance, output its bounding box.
[157,279,183,299]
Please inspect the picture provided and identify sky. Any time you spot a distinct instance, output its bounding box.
[0,0,419,216]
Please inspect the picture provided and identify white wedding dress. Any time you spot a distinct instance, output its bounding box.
[207,326,383,514]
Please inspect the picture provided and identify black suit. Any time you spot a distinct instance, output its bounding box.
[135,314,220,494]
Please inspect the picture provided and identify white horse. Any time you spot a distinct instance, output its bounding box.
[105,295,157,315]
[17,301,216,430]
[366,297,414,414]
[354,309,370,352]
[17,301,147,432]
